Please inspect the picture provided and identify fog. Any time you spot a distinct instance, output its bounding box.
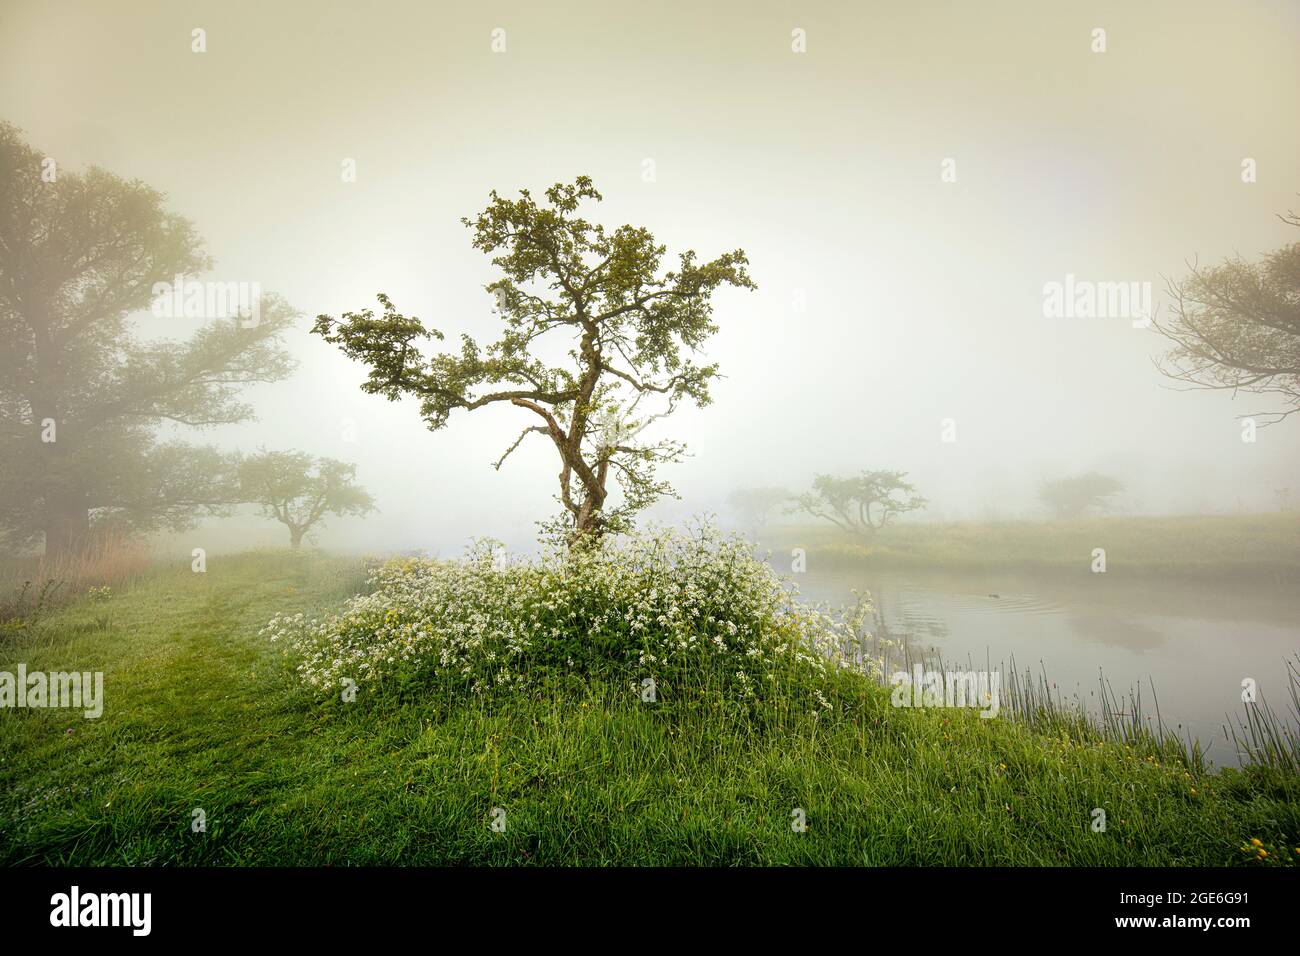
[4,0,1297,555]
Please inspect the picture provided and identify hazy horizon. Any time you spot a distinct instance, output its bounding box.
[4,0,1297,555]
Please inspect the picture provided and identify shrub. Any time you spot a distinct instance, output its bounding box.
[263,524,878,710]
[0,528,150,625]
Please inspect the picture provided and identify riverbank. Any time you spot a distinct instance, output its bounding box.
[2,550,1296,865]
[760,513,1300,583]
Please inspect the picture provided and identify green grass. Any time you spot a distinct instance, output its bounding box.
[1,550,1296,866]
[764,513,1300,582]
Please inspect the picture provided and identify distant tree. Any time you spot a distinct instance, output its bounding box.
[313,176,754,545]
[727,486,793,530]
[1153,212,1300,424]
[95,442,245,533]
[791,471,926,536]
[239,452,375,548]
[0,122,296,556]
[1037,472,1123,520]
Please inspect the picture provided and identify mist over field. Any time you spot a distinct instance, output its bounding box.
[2,0,1299,890]
[3,0,1297,556]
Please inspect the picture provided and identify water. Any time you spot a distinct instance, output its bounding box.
[776,562,1300,765]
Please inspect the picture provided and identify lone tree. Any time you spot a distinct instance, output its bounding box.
[239,451,375,548]
[1037,472,1123,519]
[791,471,926,537]
[1153,212,1300,424]
[313,177,754,544]
[0,122,296,556]
[727,486,793,531]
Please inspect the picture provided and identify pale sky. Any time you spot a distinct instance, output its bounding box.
[3,0,1297,552]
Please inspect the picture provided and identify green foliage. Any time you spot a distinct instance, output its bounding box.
[1037,472,1124,520]
[238,451,375,547]
[792,470,927,536]
[313,176,755,542]
[265,525,866,710]
[0,121,298,554]
[1,551,1296,866]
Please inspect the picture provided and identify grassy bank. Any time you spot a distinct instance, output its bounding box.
[762,513,1300,582]
[0,529,152,625]
[1,550,1296,866]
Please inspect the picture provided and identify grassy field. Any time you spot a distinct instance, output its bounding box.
[1,549,1297,866]
[762,513,1300,582]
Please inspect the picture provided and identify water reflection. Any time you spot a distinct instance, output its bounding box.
[771,556,1300,765]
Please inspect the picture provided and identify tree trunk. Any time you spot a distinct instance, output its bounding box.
[43,495,90,561]
[32,320,88,561]
[289,527,304,549]
[569,513,602,547]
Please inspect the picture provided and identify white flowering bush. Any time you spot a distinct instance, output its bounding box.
[262,524,879,710]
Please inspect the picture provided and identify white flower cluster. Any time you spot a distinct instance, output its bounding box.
[261,525,880,706]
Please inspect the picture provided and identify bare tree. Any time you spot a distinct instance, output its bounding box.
[1153,212,1300,424]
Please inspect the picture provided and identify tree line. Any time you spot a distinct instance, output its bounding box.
[2,118,1297,558]
[0,122,371,554]
[729,470,1130,533]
